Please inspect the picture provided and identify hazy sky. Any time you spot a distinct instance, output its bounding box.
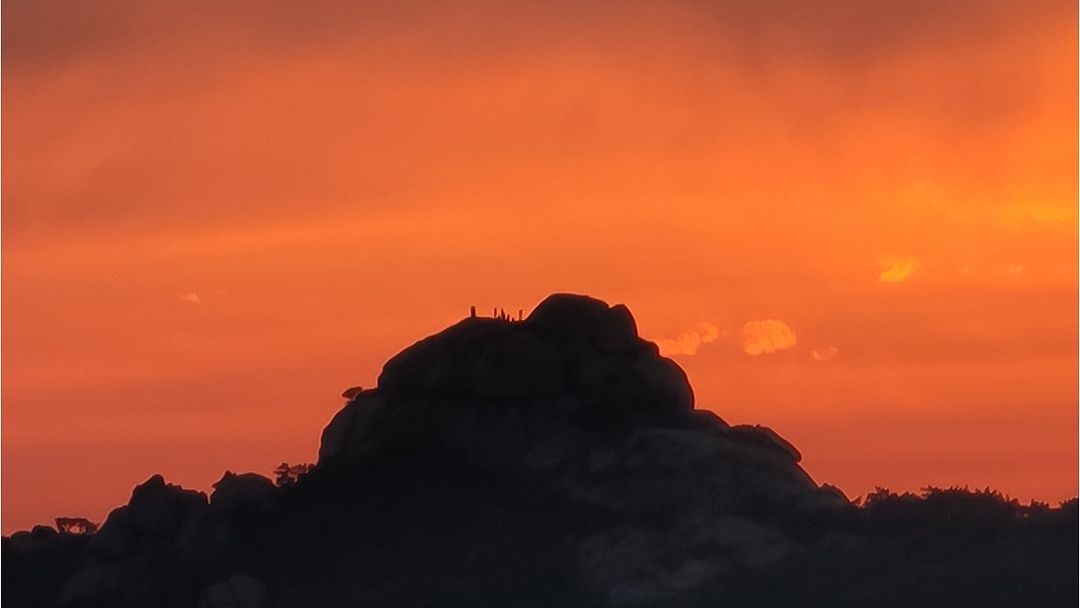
[3,0,1077,532]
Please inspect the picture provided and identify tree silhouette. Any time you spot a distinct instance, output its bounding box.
[273,463,313,487]
[54,517,98,535]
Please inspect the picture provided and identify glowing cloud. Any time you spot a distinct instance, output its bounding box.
[656,322,723,356]
[811,346,839,362]
[878,257,919,283]
[179,292,201,304]
[740,320,797,356]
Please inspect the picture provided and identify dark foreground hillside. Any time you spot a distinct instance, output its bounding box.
[4,294,1077,607]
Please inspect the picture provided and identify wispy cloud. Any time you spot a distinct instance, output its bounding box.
[879,257,918,283]
[656,321,724,356]
[811,346,839,362]
[178,289,226,304]
[740,320,797,355]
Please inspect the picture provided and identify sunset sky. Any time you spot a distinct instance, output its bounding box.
[3,0,1077,532]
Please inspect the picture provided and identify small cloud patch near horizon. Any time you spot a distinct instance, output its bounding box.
[178,290,226,304]
[879,257,918,283]
[656,322,724,356]
[811,346,839,362]
[740,320,797,356]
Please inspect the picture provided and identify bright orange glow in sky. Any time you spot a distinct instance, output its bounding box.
[3,1,1077,532]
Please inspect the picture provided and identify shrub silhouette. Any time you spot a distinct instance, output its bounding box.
[273,462,313,487]
[54,518,98,536]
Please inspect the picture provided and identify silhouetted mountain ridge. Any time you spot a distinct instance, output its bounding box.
[3,294,1077,607]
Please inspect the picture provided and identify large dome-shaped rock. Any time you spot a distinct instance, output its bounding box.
[377,319,565,399]
[321,295,697,472]
[127,475,208,536]
[88,475,208,559]
[318,389,389,463]
[524,294,639,354]
[373,294,690,410]
[210,472,277,515]
[309,293,847,606]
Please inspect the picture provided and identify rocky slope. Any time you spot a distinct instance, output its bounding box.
[3,294,1076,607]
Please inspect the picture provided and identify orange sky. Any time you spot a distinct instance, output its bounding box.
[2,0,1077,533]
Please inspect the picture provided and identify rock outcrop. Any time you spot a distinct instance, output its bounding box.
[313,294,842,604]
[3,293,1076,608]
[322,294,695,464]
